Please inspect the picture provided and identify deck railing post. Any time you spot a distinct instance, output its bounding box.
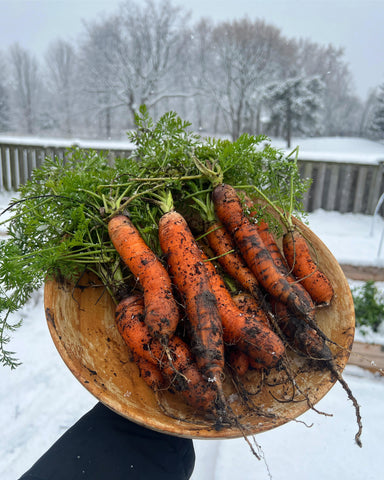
[1,140,384,216]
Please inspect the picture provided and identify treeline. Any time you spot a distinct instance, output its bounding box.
[0,0,382,144]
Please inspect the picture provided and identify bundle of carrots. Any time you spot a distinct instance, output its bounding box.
[1,107,361,448]
[105,180,358,439]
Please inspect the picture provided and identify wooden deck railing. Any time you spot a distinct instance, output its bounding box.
[298,159,384,214]
[1,140,384,215]
[0,140,133,192]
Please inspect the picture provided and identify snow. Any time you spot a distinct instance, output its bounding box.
[0,134,135,152]
[2,134,384,165]
[275,136,384,165]
[1,190,384,479]
[305,209,384,267]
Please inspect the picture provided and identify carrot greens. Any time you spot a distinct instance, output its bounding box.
[0,106,310,368]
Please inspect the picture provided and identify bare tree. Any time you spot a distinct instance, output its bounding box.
[45,39,79,136]
[183,18,217,132]
[8,44,44,134]
[295,39,362,136]
[0,3,366,140]
[201,18,295,139]
[0,51,10,132]
[78,0,190,134]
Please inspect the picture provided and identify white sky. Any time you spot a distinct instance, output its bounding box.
[0,0,383,100]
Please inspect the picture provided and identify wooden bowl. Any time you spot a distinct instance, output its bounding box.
[44,219,355,439]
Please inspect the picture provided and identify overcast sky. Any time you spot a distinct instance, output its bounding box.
[0,0,383,100]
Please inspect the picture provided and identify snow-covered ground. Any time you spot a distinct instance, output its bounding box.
[277,136,384,164]
[1,189,384,480]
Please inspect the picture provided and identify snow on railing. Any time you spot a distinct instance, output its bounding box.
[0,137,134,192]
[1,136,384,215]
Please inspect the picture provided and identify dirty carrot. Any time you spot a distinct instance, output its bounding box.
[271,300,333,361]
[243,196,290,274]
[256,219,289,272]
[283,229,334,306]
[232,293,274,370]
[133,352,168,391]
[212,184,315,322]
[232,292,271,328]
[108,214,180,345]
[205,221,263,301]
[202,251,285,368]
[252,215,321,320]
[249,221,334,358]
[115,294,218,413]
[243,196,319,310]
[227,348,250,377]
[158,210,225,392]
[243,183,333,306]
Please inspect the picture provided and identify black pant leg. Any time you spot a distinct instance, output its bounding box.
[18,402,195,480]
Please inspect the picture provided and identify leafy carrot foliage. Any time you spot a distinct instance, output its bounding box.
[0,106,310,367]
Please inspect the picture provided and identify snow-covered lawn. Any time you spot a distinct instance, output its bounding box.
[1,189,384,480]
[277,136,384,164]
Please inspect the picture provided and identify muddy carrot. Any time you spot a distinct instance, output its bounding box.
[227,348,250,376]
[271,300,333,360]
[158,210,225,393]
[115,294,218,413]
[212,184,315,322]
[252,216,319,315]
[232,292,271,328]
[202,252,285,368]
[133,352,168,391]
[283,229,334,306]
[108,214,180,345]
[243,196,289,273]
[205,221,263,301]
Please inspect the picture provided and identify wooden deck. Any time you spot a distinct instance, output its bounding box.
[349,341,384,374]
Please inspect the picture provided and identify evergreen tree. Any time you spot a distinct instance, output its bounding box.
[369,83,384,138]
[264,76,325,147]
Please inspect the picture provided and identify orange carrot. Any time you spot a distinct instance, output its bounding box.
[243,196,319,312]
[115,294,218,413]
[212,184,315,323]
[133,353,168,391]
[252,216,318,313]
[232,293,282,370]
[243,196,290,274]
[205,221,262,300]
[245,217,333,357]
[271,300,333,360]
[282,229,334,306]
[108,214,180,345]
[232,292,271,328]
[227,348,249,376]
[202,252,285,368]
[238,208,333,359]
[158,210,225,390]
[256,220,289,272]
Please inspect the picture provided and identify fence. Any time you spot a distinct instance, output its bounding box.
[0,139,134,192]
[1,139,384,215]
[298,159,384,215]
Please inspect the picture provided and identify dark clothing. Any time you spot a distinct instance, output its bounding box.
[19,402,195,480]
